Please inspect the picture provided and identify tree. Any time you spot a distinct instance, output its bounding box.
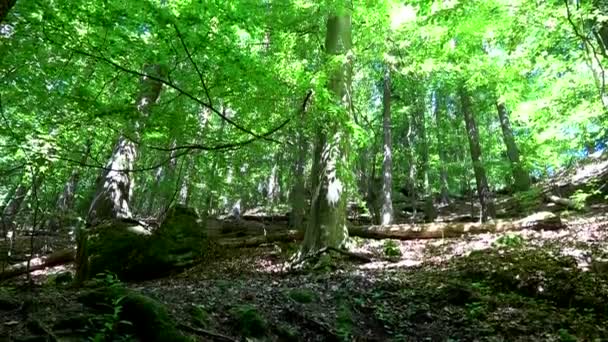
[459,84,496,222]
[301,11,352,255]
[87,64,166,224]
[380,66,394,225]
[496,100,531,192]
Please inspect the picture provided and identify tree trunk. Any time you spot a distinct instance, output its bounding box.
[301,13,352,255]
[418,99,436,222]
[1,182,28,236]
[46,143,91,231]
[434,92,450,204]
[349,211,562,240]
[459,85,496,222]
[380,66,394,225]
[61,143,91,211]
[496,100,530,191]
[87,64,165,224]
[0,0,16,23]
[290,96,309,229]
[405,110,417,221]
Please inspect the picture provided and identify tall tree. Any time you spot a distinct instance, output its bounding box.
[459,84,496,222]
[434,91,450,204]
[87,64,166,224]
[496,100,531,191]
[380,66,394,225]
[301,11,352,255]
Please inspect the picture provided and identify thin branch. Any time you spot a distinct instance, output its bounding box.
[173,23,213,107]
[564,0,606,102]
[59,42,282,144]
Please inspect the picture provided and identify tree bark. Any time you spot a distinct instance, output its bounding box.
[349,211,562,240]
[380,66,394,225]
[301,13,352,255]
[434,92,450,204]
[1,182,28,236]
[290,96,310,229]
[0,0,16,23]
[87,64,166,224]
[459,84,496,221]
[496,100,530,191]
[0,248,75,280]
[418,97,436,221]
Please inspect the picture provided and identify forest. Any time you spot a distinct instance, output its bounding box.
[1,0,608,340]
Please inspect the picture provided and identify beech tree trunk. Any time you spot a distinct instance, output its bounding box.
[496,100,530,191]
[434,92,450,204]
[290,95,310,229]
[0,0,16,23]
[459,84,496,222]
[380,66,394,225]
[301,13,352,255]
[418,98,436,221]
[350,211,562,240]
[402,109,417,221]
[87,64,165,224]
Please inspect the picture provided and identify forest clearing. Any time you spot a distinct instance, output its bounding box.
[1,0,608,341]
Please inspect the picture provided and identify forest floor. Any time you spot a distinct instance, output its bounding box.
[1,205,608,341]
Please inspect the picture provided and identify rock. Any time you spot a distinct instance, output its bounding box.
[78,205,207,281]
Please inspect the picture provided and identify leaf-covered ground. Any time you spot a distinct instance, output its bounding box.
[1,210,608,341]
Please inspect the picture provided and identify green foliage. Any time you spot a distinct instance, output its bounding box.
[335,301,354,341]
[88,295,134,342]
[188,304,210,328]
[493,233,525,249]
[569,189,595,210]
[230,304,267,338]
[513,188,543,213]
[382,240,402,259]
[288,288,317,304]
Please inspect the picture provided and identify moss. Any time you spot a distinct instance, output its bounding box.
[188,304,210,328]
[288,288,316,304]
[274,323,300,341]
[80,286,191,342]
[230,304,267,337]
[79,205,209,281]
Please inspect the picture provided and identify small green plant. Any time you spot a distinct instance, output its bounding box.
[230,304,267,337]
[514,188,543,213]
[383,240,402,258]
[494,233,525,248]
[87,272,134,341]
[95,271,122,288]
[336,301,354,340]
[88,295,134,342]
[188,304,210,328]
[569,189,595,210]
[465,301,487,319]
[288,288,316,304]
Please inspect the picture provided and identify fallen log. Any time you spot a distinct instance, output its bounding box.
[217,230,304,248]
[0,248,76,280]
[348,211,563,240]
[545,194,580,210]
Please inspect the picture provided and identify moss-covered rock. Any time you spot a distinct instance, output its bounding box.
[77,205,208,281]
[230,304,268,337]
[79,286,191,342]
